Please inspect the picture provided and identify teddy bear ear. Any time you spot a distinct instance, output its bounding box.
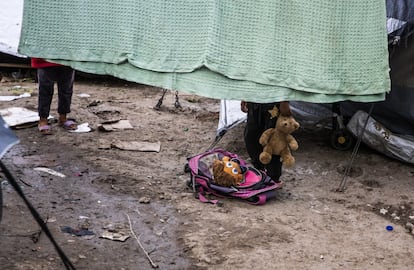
[230,158,240,164]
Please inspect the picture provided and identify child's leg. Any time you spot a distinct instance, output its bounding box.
[37,68,55,122]
[244,103,265,170]
[262,103,281,181]
[265,157,282,182]
[56,66,75,121]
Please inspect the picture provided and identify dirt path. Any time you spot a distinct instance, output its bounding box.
[0,77,413,270]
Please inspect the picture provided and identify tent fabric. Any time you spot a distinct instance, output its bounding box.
[347,110,414,165]
[19,1,390,103]
[0,116,20,159]
[341,85,414,136]
[386,0,414,38]
[0,0,25,57]
[336,1,414,137]
[217,100,246,136]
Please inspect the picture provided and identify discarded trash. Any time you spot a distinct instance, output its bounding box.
[87,100,101,107]
[100,231,130,242]
[0,107,54,128]
[386,225,393,231]
[34,167,66,178]
[47,217,57,223]
[0,107,38,127]
[98,119,133,131]
[61,226,95,236]
[98,139,161,152]
[77,93,91,98]
[100,223,131,242]
[0,92,31,101]
[111,141,161,152]
[68,122,92,133]
[379,208,388,215]
[139,197,151,204]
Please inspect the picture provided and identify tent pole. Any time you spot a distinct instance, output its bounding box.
[337,104,374,192]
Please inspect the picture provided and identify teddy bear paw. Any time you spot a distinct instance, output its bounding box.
[259,152,272,165]
[283,156,295,167]
[289,142,299,151]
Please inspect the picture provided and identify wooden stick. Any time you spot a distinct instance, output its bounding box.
[125,213,158,268]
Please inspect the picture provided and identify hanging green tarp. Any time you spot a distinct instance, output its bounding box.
[19,0,390,103]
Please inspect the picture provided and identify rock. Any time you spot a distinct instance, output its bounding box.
[139,197,151,204]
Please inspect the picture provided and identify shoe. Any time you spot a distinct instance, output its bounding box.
[38,124,52,135]
[60,119,78,130]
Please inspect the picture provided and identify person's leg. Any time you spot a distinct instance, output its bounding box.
[262,104,282,182]
[56,66,76,129]
[37,68,55,133]
[244,103,266,170]
[264,156,282,182]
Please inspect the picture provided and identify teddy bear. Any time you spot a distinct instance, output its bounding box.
[212,156,245,187]
[259,106,300,167]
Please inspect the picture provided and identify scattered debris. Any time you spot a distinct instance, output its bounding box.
[34,167,66,178]
[87,100,101,107]
[9,85,34,95]
[0,230,42,243]
[0,92,31,101]
[111,141,161,152]
[100,223,131,242]
[68,122,92,133]
[90,105,121,120]
[61,226,95,236]
[77,93,91,98]
[98,119,133,131]
[0,107,40,127]
[379,208,388,215]
[98,139,161,152]
[139,197,151,204]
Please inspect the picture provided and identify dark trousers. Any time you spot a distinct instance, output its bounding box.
[244,102,282,181]
[37,66,75,119]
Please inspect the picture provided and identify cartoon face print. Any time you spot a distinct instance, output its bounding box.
[222,156,243,182]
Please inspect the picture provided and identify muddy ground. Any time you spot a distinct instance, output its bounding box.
[0,72,413,270]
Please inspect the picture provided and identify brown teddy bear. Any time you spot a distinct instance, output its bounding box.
[259,106,300,167]
[212,156,245,187]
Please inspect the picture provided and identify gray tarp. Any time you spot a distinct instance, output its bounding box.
[0,116,19,159]
[347,110,414,165]
[386,0,414,38]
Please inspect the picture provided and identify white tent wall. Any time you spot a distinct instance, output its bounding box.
[0,0,25,57]
[217,100,246,136]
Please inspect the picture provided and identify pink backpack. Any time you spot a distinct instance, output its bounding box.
[186,148,283,205]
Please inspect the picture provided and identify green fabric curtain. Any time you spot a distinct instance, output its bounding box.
[19,0,390,103]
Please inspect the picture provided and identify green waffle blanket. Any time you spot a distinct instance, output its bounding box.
[19,0,390,103]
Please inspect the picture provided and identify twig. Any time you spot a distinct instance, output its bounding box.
[0,229,41,243]
[18,177,33,187]
[125,213,158,268]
